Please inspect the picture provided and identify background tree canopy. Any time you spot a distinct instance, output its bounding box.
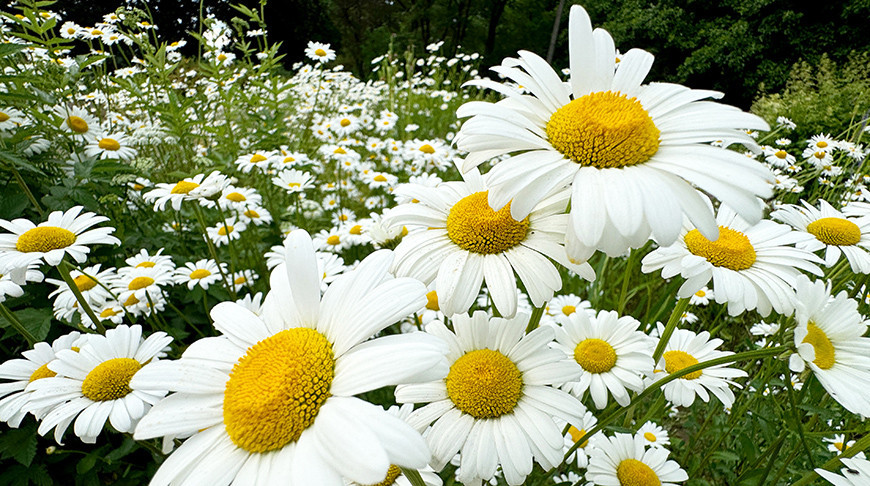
[60,0,870,108]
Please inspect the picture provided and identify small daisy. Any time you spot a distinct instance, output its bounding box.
[26,325,172,444]
[218,186,262,211]
[172,259,226,290]
[305,41,336,63]
[234,150,275,174]
[652,326,747,408]
[53,105,98,139]
[46,264,115,322]
[84,132,138,161]
[397,311,586,486]
[553,309,655,409]
[587,433,688,486]
[690,287,713,306]
[561,410,600,468]
[824,434,855,454]
[272,169,316,193]
[143,172,230,212]
[788,276,870,416]
[206,217,247,247]
[0,206,120,273]
[546,293,593,323]
[0,264,43,302]
[313,227,352,252]
[238,206,273,226]
[115,266,173,314]
[0,108,26,131]
[120,248,175,273]
[229,269,258,293]
[637,421,670,448]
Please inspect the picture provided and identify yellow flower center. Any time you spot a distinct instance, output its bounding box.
[234,276,247,285]
[334,147,347,155]
[189,269,212,280]
[340,118,351,127]
[363,465,402,486]
[546,91,660,169]
[127,276,154,290]
[695,290,706,297]
[81,358,141,401]
[445,349,522,418]
[136,261,156,268]
[326,235,341,246]
[568,426,590,448]
[774,150,788,159]
[425,290,440,311]
[217,53,227,62]
[16,226,77,253]
[684,226,756,271]
[418,144,435,154]
[250,154,268,163]
[283,156,295,163]
[806,217,861,246]
[817,141,828,148]
[218,225,234,236]
[225,192,247,202]
[834,441,843,451]
[574,338,617,373]
[100,308,118,317]
[644,432,657,442]
[663,350,702,379]
[171,181,200,194]
[562,305,576,315]
[446,191,529,254]
[0,112,9,122]
[314,48,327,57]
[373,174,388,182]
[98,138,121,151]
[74,274,97,292]
[288,182,301,188]
[67,116,89,133]
[223,328,335,453]
[802,323,835,370]
[124,294,140,306]
[244,209,260,219]
[616,458,661,486]
[350,224,363,235]
[29,363,57,382]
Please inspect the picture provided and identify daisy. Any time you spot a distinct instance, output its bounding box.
[313,227,352,252]
[772,200,870,274]
[238,206,273,226]
[131,230,448,485]
[305,41,336,63]
[587,433,688,486]
[115,265,173,314]
[0,264,43,302]
[637,421,670,448]
[120,248,175,273]
[641,203,823,317]
[690,287,713,306]
[46,264,115,322]
[553,309,655,409]
[229,269,258,293]
[652,326,747,408]
[788,276,870,416]
[206,217,246,247]
[84,132,138,160]
[454,5,772,262]
[825,434,855,454]
[272,169,316,193]
[172,259,226,290]
[53,105,98,139]
[388,166,594,318]
[561,410,600,469]
[144,172,230,211]
[234,151,275,174]
[218,186,262,211]
[0,108,26,131]
[396,311,586,486]
[546,293,593,323]
[0,206,120,273]
[0,332,85,430]
[817,456,870,486]
[26,325,172,444]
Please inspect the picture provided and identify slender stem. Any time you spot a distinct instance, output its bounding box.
[617,249,636,314]
[525,305,546,333]
[57,261,106,334]
[7,161,44,216]
[0,302,37,345]
[191,203,234,298]
[652,298,690,362]
[784,361,816,469]
[202,289,213,325]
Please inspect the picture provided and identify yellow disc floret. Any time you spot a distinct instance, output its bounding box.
[806,217,861,246]
[0,112,9,122]
[663,350,701,380]
[562,305,576,315]
[425,290,440,311]
[684,226,756,271]
[364,465,402,486]
[446,191,529,254]
[802,323,835,370]
[128,276,154,290]
[16,226,77,253]
[250,154,268,163]
[98,138,121,151]
[225,192,247,202]
[314,48,327,57]
[445,349,523,418]
[616,458,661,486]
[29,363,57,382]
[217,225,234,236]
[546,91,660,169]
[67,116,89,133]
[574,338,617,373]
[418,144,435,154]
[568,426,590,448]
[74,274,98,292]
[81,358,141,401]
[171,181,199,194]
[644,432,658,442]
[189,269,212,280]
[223,328,334,453]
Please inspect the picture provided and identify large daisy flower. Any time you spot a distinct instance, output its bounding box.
[131,230,449,486]
[586,433,688,486]
[25,325,172,444]
[772,199,870,274]
[816,456,870,486]
[396,311,586,486]
[0,206,120,274]
[641,203,823,317]
[788,276,870,416]
[454,5,772,261]
[388,166,594,318]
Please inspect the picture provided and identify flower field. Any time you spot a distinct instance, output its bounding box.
[1,1,869,485]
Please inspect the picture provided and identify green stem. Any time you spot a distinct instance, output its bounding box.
[7,161,43,216]
[617,249,637,314]
[191,204,234,298]
[57,261,105,334]
[652,298,690,362]
[525,305,546,333]
[784,360,816,469]
[791,433,870,486]
[0,302,37,345]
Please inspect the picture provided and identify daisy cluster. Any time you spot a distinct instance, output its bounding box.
[1,3,869,486]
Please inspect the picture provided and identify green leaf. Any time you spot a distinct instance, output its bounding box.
[76,453,97,475]
[3,308,53,342]
[0,424,38,466]
[400,468,426,486]
[0,43,29,58]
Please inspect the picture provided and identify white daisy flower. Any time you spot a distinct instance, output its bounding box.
[561,410,600,469]
[313,227,352,252]
[218,186,262,211]
[388,166,594,318]
[172,259,226,290]
[229,269,259,293]
[652,326,747,409]
[234,150,275,174]
[690,287,713,306]
[788,276,870,416]
[0,206,120,274]
[238,205,272,226]
[26,325,172,444]
[587,433,688,486]
[131,230,448,485]
[0,108,26,131]
[272,168,316,193]
[206,217,246,247]
[553,309,655,409]
[824,434,855,454]
[84,132,138,160]
[115,265,173,314]
[816,456,870,486]
[53,105,98,139]
[396,311,586,486]
[636,421,670,448]
[546,293,593,323]
[641,203,823,317]
[305,41,336,63]
[454,5,771,262]
[45,264,115,323]
[0,264,43,302]
[120,248,175,273]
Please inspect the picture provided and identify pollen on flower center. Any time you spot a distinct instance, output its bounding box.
[446,349,523,418]
[574,338,617,373]
[568,426,590,448]
[74,274,98,291]
[806,217,861,246]
[15,226,77,253]
[223,328,335,453]
[29,363,57,382]
[364,465,402,486]
[616,458,661,486]
[189,269,211,280]
[562,305,576,315]
[314,48,327,57]
[0,112,9,122]
[225,192,247,202]
[644,432,658,442]
[128,276,154,290]
[418,144,435,154]
[446,191,530,254]
[81,358,141,401]
[425,290,440,311]
[545,91,660,169]
[98,138,121,151]
[244,209,260,218]
[663,350,702,380]
[250,154,268,163]
[67,116,89,133]
[326,235,341,246]
[170,181,200,194]
[218,225,234,236]
[684,226,756,271]
[802,323,835,369]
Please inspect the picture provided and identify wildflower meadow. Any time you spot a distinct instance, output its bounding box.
[1,1,869,485]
